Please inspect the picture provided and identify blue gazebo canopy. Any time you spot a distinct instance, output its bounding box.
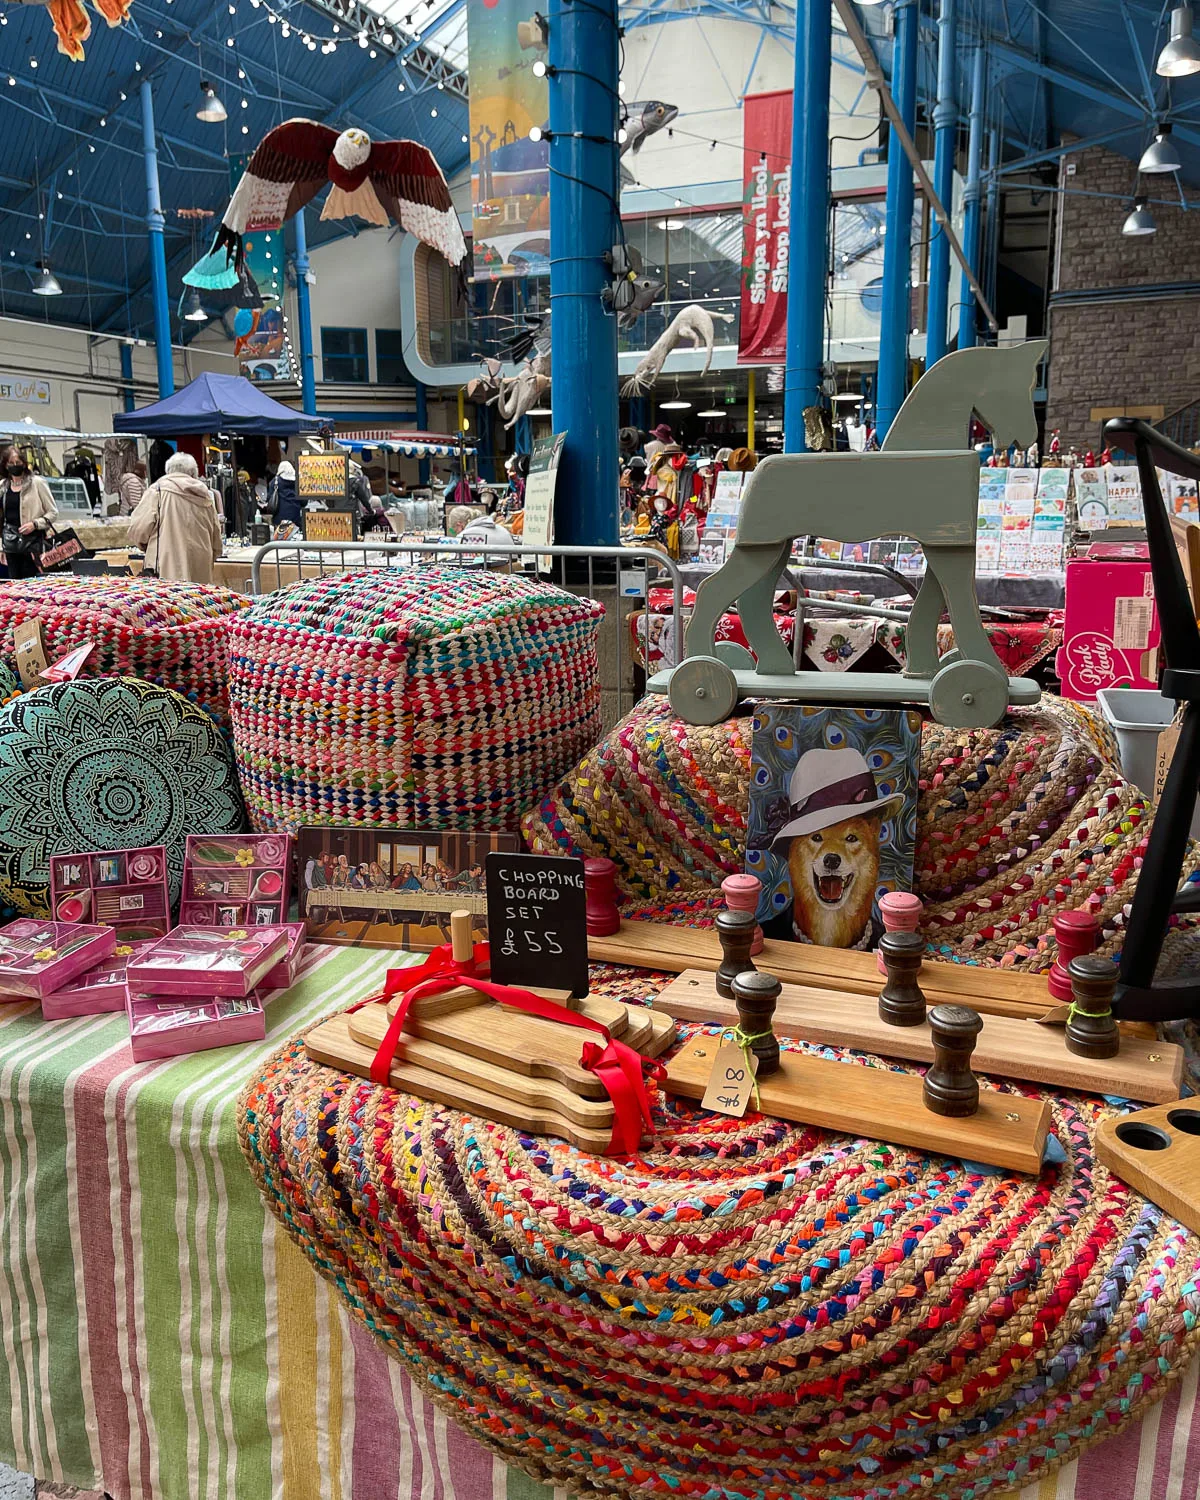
[112,373,320,438]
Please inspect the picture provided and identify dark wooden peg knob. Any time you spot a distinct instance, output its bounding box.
[1065,953,1120,1059]
[878,930,927,1026]
[584,857,621,937]
[923,1004,984,1117]
[731,969,781,1077]
[715,908,757,999]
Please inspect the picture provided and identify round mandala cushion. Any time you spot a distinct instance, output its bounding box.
[521,694,1200,972]
[239,966,1200,1500]
[0,676,247,915]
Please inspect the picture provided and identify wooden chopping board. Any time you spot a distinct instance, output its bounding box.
[306,1011,617,1153]
[351,993,675,1099]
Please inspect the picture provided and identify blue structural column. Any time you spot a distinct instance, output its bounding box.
[875,0,918,438]
[548,0,619,545]
[957,46,985,349]
[139,80,174,398]
[925,0,956,366]
[119,342,135,412]
[292,208,317,415]
[984,128,1000,308]
[783,0,832,452]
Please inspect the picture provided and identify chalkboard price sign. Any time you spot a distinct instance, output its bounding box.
[484,852,588,998]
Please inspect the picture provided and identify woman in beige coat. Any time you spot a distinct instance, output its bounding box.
[1,445,57,580]
[127,452,223,584]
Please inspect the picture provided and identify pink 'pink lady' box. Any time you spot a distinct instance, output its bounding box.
[126,925,289,998]
[127,991,266,1062]
[42,940,154,1020]
[1057,556,1161,701]
[0,919,117,1001]
[262,922,307,990]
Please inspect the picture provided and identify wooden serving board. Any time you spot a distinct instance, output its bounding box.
[1095,1100,1200,1234]
[403,982,574,1022]
[589,920,1155,1035]
[351,995,676,1101]
[306,1012,616,1153]
[666,1038,1052,1175]
[653,970,1184,1103]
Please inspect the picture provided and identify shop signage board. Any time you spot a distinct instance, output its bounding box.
[738,90,792,365]
[522,430,565,557]
[0,374,50,405]
[484,852,589,997]
[298,451,349,503]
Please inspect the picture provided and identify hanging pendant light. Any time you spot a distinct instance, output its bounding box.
[30,261,61,296]
[182,286,209,322]
[196,81,227,122]
[1122,196,1157,235]
[1139,123,1182,172]
[1157,5,1200,75]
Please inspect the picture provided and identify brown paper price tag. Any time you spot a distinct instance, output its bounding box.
[700,1035,758,1118]
[1153,716,1184,803]
[13,619,48,689]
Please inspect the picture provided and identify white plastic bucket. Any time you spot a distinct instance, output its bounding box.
[1096,687,1200,838]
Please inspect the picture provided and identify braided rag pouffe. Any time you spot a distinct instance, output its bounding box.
[521,694,1200,974]
[240,961,1200,1500]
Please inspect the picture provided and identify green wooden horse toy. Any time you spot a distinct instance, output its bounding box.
[650,340,1048,728]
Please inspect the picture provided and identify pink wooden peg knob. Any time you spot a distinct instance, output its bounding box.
[1048,909,1099,1003]
[877,890,924,975]
[722,873,764,955]
[584,857,621,937]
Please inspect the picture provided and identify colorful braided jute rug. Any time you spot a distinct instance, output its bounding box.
[239,965,1200,1500]
[522,694,1200,974]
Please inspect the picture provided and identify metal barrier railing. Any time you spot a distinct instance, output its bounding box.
[249,538,685,723]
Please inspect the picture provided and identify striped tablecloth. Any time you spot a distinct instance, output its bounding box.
[0,942,1196,1500]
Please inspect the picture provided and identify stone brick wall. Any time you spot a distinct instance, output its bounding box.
[1045,141,1200,449]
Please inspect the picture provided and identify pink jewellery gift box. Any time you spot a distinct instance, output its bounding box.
[42,940,154,1020]
[49,846,171,941]
[126,925,289,998]
[0,919,117,1001]
[126,992,266,1063]
[261,922,307,990]
[179,833,293,928]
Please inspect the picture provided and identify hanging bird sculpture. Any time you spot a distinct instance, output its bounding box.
[215,120,467,276]
[16,0,135,61]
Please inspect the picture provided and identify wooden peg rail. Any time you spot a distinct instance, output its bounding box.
[665,1038,1051,1175]
[652,969,1183,1103]
[588,919,1155,1035]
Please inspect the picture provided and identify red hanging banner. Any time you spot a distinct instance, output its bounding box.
[738,89,793,365]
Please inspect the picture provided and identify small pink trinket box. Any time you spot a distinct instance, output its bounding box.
[127,991,266,1062]
[0,919,117,1001]
[42,940,153,1020]
[179,833,293,929]
[261,922,307,991]
[126,925,289,998]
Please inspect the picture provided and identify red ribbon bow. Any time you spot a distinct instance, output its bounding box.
[365,940,659,1155]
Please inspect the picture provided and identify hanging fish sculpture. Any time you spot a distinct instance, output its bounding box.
[620,101,679,156]
[13,0,134,61]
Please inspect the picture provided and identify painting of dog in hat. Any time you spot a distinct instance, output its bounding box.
[746,706,921,949]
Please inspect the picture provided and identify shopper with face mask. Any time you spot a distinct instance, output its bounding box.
[0,445,57,580]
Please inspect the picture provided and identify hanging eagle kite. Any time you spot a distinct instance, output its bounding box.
[215,119,467,275]
[13,0,135,61]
